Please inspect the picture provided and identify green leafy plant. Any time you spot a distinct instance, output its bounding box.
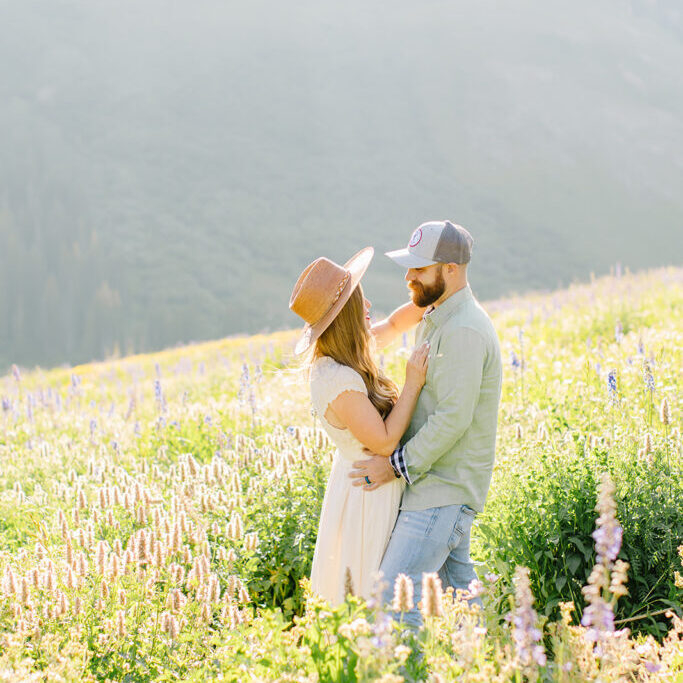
[242,459,328,618]
[479,443,682,638]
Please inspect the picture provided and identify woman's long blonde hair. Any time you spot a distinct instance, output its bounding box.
[310,284,399,418]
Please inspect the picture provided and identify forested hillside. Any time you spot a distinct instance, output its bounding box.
[1,0,682,370]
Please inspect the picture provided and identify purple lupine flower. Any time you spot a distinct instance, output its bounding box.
[581,474,622,648]
[254,364,263,383]
[124,394,135,420]
[581,595,615,641]
[71,374,81,389]
[614,321,623,343]
[510,567,546,669]
[592,525,623,564]
[11,364,21,382]
[468,578,485,598]
[238,364,250,405]
[593,474,622,564]
[1,397,10,413]
[154,379,166,412]
[643,362,655,393]
[510,351,521,369]
[89,419,97,437]
[369,610,393,650]
[607,370,618,403]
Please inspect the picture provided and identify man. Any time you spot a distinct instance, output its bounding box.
[350,220,503,629]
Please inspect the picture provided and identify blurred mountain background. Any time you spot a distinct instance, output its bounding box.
[1,0,682,370]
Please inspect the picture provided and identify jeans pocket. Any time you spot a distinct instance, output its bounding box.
[462,504,477,518]
[453,505,475,542]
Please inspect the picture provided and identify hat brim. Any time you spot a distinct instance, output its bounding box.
[294,246,374,355]
[384,248,438,269]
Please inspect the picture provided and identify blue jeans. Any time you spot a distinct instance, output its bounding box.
[379,504,479,629]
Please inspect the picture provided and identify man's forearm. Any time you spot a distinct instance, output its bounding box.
[371,301,425,349]
[371,317,400,350]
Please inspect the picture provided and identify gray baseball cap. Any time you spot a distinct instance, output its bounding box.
[385,220,473,268]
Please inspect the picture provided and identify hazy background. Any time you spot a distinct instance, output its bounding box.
[1,0,682,370]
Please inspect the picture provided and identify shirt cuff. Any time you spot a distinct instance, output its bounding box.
[389,445,411,484]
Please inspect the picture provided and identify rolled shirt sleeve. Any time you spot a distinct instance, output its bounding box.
[390,445,411,484]
[403,326,486,483]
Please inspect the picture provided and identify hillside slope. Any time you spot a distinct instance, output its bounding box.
[1,0,682,369]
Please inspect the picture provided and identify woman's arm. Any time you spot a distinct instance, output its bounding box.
[371,302,427,350]
[325,342,429,456]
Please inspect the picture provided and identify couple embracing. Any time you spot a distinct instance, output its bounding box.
[289,220,503,629]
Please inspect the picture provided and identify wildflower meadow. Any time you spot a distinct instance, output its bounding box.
[0,267,681,682]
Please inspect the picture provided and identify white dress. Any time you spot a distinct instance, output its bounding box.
[309,356,405,605]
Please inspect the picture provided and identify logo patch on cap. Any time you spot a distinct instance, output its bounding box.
[409,228,423,248]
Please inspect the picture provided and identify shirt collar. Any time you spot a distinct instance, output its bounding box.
[423,284,472,328]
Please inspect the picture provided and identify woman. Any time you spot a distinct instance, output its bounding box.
[289,247,426,604]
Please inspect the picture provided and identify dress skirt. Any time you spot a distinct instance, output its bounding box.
[310,450,405,606]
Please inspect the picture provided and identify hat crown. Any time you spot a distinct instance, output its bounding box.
[289,257,351,326]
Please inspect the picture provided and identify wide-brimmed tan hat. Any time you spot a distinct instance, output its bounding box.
[289,247,374,355]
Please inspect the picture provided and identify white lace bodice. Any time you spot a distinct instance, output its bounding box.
[310,356,368,459]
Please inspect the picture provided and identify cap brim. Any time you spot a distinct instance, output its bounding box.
[294,246,374,355]
[385,248,438,269]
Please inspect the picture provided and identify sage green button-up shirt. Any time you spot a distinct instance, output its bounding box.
[399,284,502,513]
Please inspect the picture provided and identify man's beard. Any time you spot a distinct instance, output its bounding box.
[408,269,446,307]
